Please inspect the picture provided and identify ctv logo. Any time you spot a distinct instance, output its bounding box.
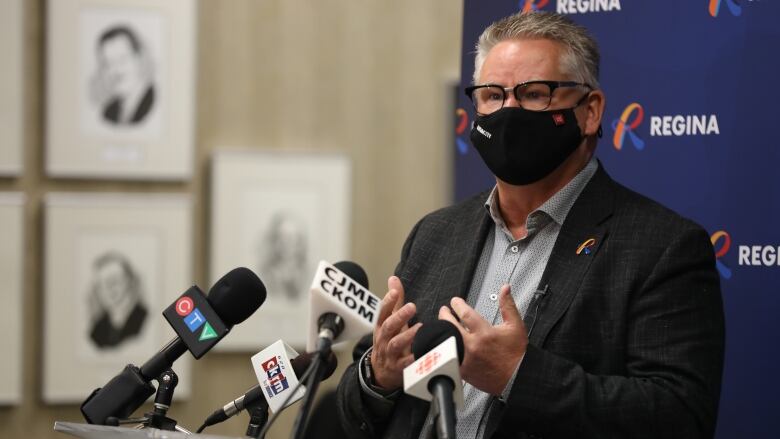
[174,296,218,342]
[415,351,441,375]
[261,357,290,397]
[709,0,742,17]
[557,0,622,14]
[611,102,721,151]
[519,0,549,12]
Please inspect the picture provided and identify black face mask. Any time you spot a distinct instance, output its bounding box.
[470,106,584,185]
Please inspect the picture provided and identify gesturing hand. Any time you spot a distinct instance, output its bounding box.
[370,276,422,391]
[438,284,528,395]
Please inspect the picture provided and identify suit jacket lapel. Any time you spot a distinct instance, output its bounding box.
[528,165,615,347]
[416,193,493,324]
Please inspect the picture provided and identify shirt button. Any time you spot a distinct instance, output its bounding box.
[489,293,498,301]
[510,245,519,253]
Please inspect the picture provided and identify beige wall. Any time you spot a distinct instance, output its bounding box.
[0,0,463,437]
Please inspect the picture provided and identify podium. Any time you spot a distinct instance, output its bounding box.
[54,422,244,439]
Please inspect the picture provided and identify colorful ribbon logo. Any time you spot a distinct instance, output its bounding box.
[709,0,742,17]
[520,0,549,13]
[455,108,470,155]
[612,102,645,151]
[576,238,596,255]
[710,230,733,279]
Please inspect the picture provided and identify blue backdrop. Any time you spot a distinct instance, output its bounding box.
[454,1,780,437]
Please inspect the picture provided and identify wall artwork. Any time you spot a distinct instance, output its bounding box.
[45,0,196,180]
[0,194,24,404]
[210,151,352,350]
[0,0,23,175]
[43,193,192,403]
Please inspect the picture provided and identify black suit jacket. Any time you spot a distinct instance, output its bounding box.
[336,164,725,438]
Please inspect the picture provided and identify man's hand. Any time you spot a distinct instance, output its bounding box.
[438,284,527,395]
[370,276,422,391]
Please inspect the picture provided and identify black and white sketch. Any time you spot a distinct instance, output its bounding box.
[89,25,156,127]
[46,0,195,180]
[44,193,193,403]
[211,151,351,350]
[86,251,149,349]
[258,211,311,302]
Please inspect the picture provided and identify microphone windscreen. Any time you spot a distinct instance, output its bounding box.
[290,351,339,380]
[412,320,464,364]
[207,267,267,326]
[334,260,369,289]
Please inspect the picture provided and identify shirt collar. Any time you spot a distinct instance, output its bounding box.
[484,157,598,231]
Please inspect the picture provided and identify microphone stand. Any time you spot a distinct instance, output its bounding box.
[245,399,270,439]
[105,369,191,434]
[290,313,343,439]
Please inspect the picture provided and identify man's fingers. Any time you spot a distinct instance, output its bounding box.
[376,288,399,330]
[388,276,406,313]
[438,305,469,338]
[386,322,422,357]
[498,284,523,325]
[378,302,417,344]
[450,297,489,333]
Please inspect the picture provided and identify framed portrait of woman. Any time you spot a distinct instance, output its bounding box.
[43,193,192,403]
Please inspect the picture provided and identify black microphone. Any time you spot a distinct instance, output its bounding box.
[199,350,338,430]
[409,320,465,439]
[81,267,267,425]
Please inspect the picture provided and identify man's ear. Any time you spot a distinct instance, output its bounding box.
[583,89,605,137]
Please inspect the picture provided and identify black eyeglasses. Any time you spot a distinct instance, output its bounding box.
[465,80,592,115]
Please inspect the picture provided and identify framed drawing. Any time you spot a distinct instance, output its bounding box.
[0,194,24,404]
[0,0,23,175]
[210,150,352,350]
[43,193,192,403]
[45,0,196,180]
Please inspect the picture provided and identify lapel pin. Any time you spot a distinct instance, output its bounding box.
[576,238,596,255]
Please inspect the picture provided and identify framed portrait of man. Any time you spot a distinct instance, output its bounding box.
[210,150,352,350]
[0,194,24,404]
[0,0,23,176]
[43,193,192,403]
[45,0,195,180]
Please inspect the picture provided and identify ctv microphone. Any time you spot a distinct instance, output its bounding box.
[306,260,378,352]
[81,267,267,426]
[404,320,465,439]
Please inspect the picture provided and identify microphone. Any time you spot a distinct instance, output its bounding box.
[289,260,376,439]
[81,267,267,425]
[199,350,337,430]
[306,260,378,352]
[404,320,465,439]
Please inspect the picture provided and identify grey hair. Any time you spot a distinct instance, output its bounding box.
[473,11,600,89]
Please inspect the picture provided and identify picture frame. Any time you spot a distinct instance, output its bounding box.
[0,0,23,175]
[45,0,196,180]
[43,193,192,403]
[0,194,24,404]
[210,150,352,350]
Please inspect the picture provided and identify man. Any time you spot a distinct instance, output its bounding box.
[336,11,725,439]
[90,25,155,125]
